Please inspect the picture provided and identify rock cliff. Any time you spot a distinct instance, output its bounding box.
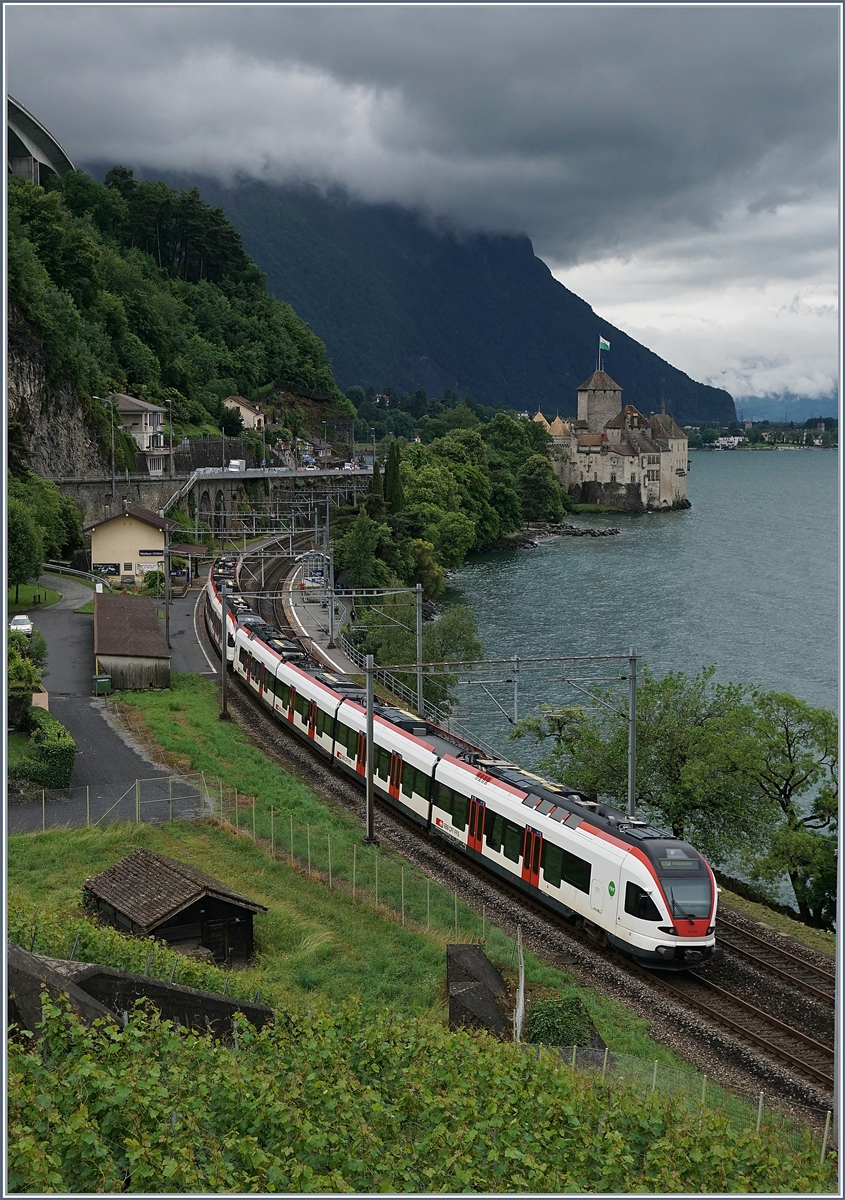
[7,311,105,480]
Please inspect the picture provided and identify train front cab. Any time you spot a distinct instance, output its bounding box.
[610,841,717,969]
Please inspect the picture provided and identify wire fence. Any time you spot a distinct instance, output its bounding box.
[7,774,214,834]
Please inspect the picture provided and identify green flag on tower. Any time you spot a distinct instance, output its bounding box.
[599,336,611,352]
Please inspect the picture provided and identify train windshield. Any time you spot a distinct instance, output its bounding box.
[646,841,712,920]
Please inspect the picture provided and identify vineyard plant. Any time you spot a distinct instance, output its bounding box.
[8,995,835,1194]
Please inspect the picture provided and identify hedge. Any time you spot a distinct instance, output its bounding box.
[8,707,76,788]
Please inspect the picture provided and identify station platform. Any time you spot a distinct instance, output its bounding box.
[281,560,361,679]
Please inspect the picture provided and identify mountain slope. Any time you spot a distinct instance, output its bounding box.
[90,172,735,425]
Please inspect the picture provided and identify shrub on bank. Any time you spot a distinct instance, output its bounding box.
[7,707,76,788]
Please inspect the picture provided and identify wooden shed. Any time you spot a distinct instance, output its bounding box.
[93,593,171,690]
[83,849,267,966]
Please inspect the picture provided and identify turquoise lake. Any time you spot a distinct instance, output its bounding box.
[450,449,839,758]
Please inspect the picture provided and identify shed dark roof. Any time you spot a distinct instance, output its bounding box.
[84,849,267,931]
[84,505,179,535]
[577,370,622,392]
[94,594,171,659]
[170,543,209,556]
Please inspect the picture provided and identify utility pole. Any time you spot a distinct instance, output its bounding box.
[365,654,377,843]
[219,581,231,721]
[328,547,336,648]
[627,647,637,819]
[416,583,424,717]
[164,528,172,649]
[167,397,174,479]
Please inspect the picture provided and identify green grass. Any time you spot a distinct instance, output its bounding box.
[7,584,61,612]
[569,503,624,514]
[74,600,95,614]
[7,731,32,766]
[8,672,692,1063]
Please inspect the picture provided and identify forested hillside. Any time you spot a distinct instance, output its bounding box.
[118,175,736,427]
[7,169,340,469]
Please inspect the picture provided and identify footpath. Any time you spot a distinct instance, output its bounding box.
[8,573,209,833]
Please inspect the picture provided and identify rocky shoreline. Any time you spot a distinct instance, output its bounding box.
[503,522,620,549]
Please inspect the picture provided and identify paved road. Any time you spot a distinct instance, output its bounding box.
[9,574,206,833]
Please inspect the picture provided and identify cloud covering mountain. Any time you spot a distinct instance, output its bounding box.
[6,5,839,406]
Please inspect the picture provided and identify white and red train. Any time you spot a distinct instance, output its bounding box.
[205,554,717,968]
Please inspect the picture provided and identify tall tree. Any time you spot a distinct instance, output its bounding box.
[8,498,43,603]
[384,440,404,513]
[516,454,564,525]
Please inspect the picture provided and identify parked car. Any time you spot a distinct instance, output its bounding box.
[9,614,33,638]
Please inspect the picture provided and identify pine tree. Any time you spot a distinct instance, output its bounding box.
[384,441,404,513]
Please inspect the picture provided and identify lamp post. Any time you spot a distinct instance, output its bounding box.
[166,397,174,479]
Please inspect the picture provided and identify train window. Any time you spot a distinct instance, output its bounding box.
[374,746,391,779]
[485,810,505,852]
[624,882,662,921]
[315,710,333,739]
[278,683,290,707]
[294,694,309,720]
[434,782,453,816]
[239,648,248,669]
[542,842,563,888]
[336,723,356,755]
[560,848,591,893]
[451,792,468,831]
[402,765,427,797]
[502,819,522,863]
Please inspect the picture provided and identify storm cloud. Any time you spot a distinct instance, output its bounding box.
[5,5,839,405]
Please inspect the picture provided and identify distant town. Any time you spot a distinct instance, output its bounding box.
[684,417,837,450]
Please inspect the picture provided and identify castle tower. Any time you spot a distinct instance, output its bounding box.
[577,370,623,433]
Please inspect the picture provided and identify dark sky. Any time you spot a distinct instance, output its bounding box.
[6,5,840,405]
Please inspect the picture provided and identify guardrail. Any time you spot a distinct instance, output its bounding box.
[43,564,114,591]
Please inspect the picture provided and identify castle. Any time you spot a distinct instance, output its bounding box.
[533,371,690,512]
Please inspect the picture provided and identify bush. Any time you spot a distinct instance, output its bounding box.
[8,707,76,788]
[526,996,593,1047]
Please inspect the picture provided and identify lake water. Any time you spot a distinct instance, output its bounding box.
[450,449,839,759]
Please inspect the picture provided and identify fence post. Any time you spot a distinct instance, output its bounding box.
[328,835,332,890]
[42,789,45,831]
[235,790,239,833]
[401,866,405,926]
[427,879,430,931]
[290,815,294,865]
[252,795,256,840]
[571,1045,577,1069]
[601,1046,609,1081]
[700,1075,707,1107]
[755,1092,764,1134]
[86,786,90,828]
[270,807,274,857]
[481,904,485,944]
[820,1111,831,1164]
[651,1060,658,1094]
[135,780,140,824]
[353,844,357,900]
[219,778,223,820]
[454,893,458,941]
[169,776,173,823]
[307,825,311,876]
[375,853,378,906]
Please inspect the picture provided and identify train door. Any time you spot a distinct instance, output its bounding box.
[591,879,604,915]
[287,687,296,723]
[307,700,317,740]
[522,828,542,888]
[467,797,485,853]
[257,661,265,697]
[388,753,402,800]
[355,732,366,776]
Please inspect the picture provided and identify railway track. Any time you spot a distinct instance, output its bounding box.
[716,914,836,1005]
[222,545,836,1104]
[632,964,834,1092]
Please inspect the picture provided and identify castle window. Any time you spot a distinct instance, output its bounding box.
[610,473,617,483]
